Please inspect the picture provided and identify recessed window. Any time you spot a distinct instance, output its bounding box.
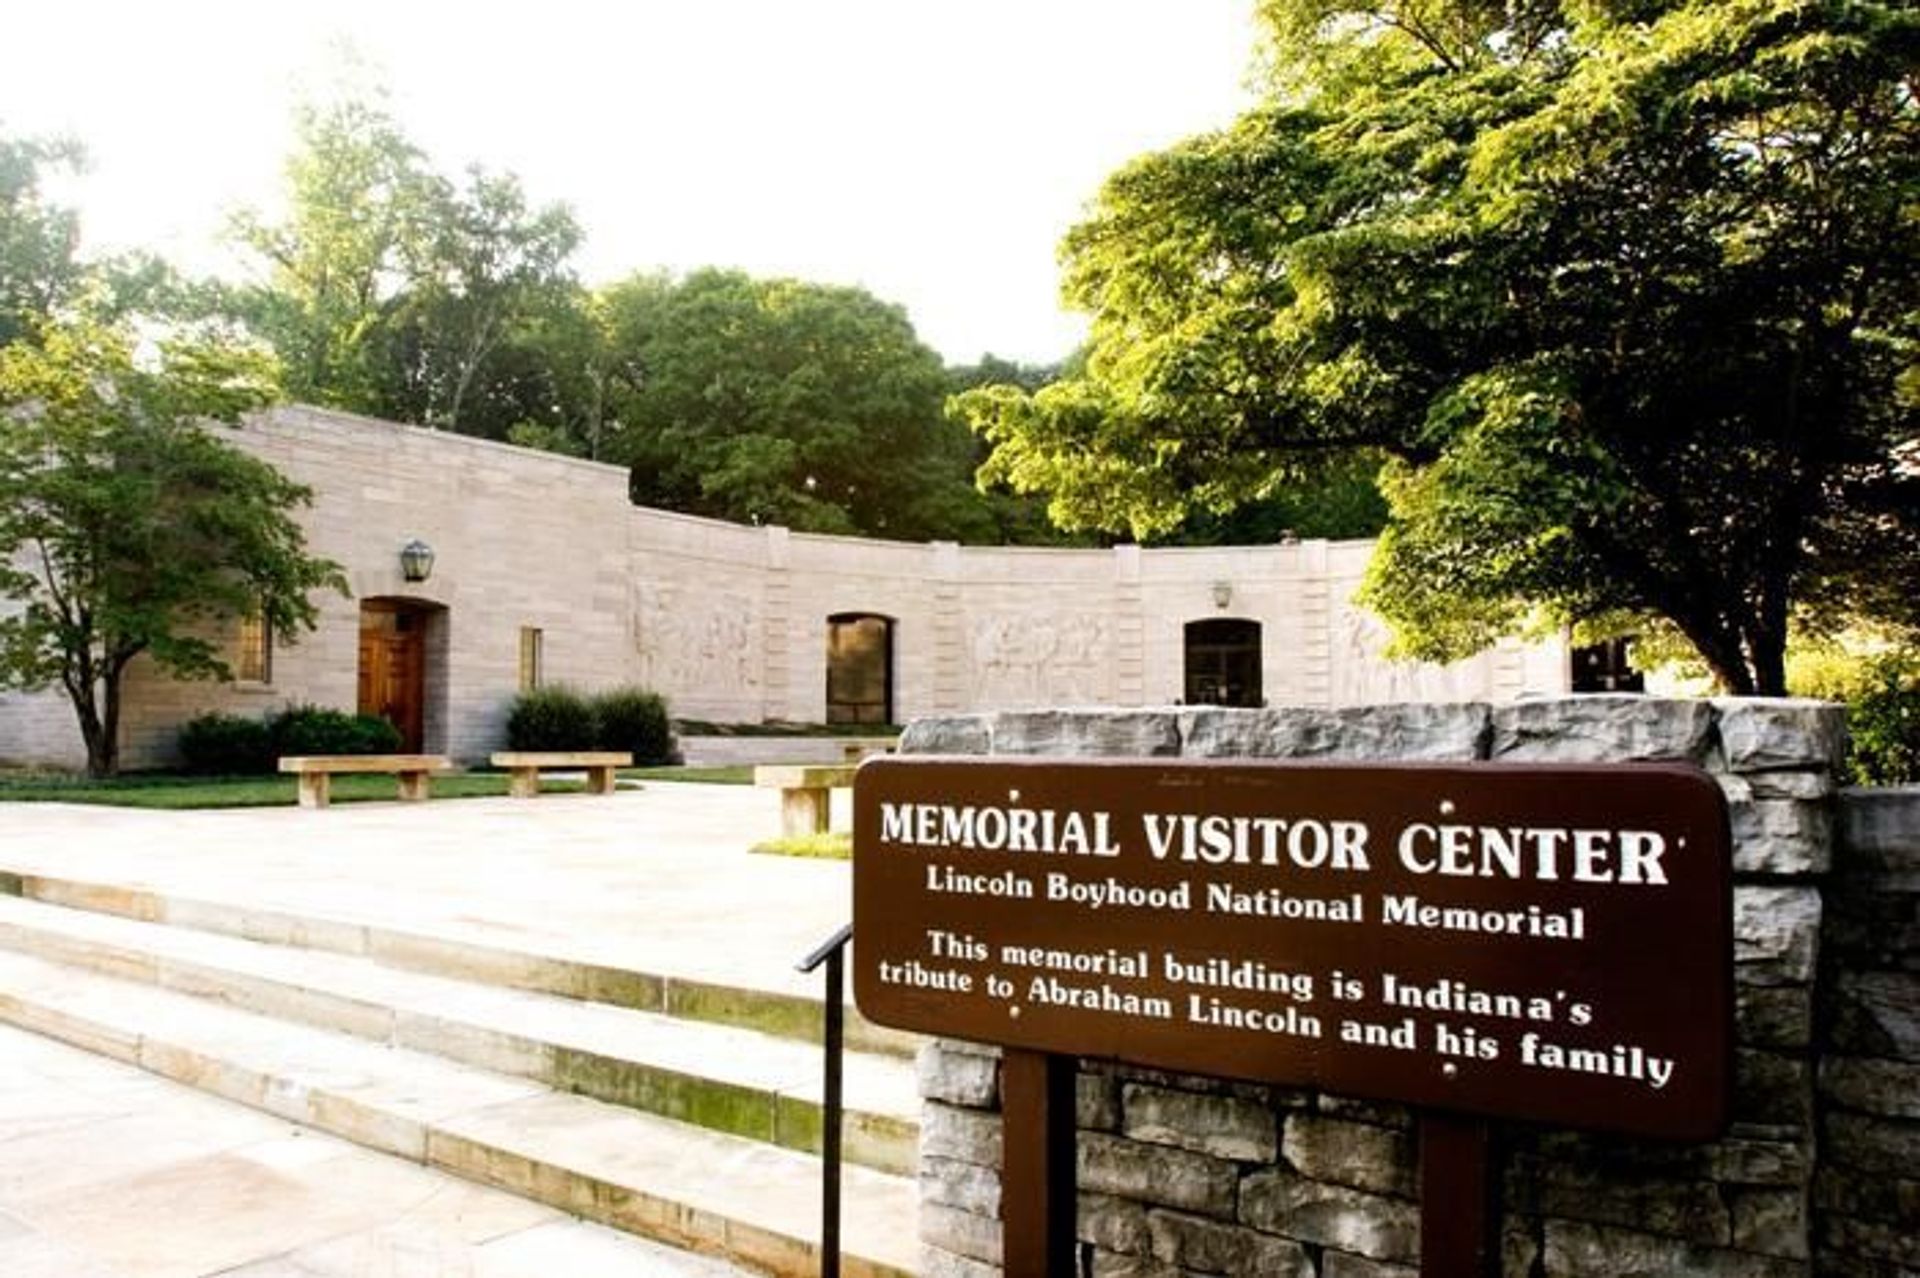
[236,611,272,684]
[518,627,544,691]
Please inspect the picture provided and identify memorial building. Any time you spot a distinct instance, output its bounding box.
[0,406,1570,770]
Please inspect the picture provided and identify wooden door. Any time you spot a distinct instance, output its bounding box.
[358,604,426,751]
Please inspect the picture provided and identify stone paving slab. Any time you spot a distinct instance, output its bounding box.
[0,783,854,1002]
[0,952,917,1276]
[0,1023,754,1278]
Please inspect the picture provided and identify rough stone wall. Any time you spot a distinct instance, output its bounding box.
[905,697,1843,1278]
[1817,787,1920,1277]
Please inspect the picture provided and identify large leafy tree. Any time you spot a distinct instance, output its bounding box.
[607,269,999,540]
[0,319,345,776]
[374,167,582,433]
[956,0,1918,694]
[229,98,581,436]
[228,98,437,410]
[0,131,85,349]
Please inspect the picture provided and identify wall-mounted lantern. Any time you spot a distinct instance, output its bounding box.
[399,538,436,584]
[1212,580,1233,610]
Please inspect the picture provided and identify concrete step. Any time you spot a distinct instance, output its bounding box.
[0,892,918,1175]
[0,866,917,1057]
[0,949,918,1278]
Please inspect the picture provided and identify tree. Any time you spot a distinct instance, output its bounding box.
[0,130,85,348]
[955,0,1919,694]
[374,167,582,433]
[0,319,346,775]
[228,97,437,411]
[607,269,999,540]
[230,98,585,439]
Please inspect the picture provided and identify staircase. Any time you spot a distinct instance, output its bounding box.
[0,866,920,1278]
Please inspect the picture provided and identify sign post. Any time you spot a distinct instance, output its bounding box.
[1419,1113,1498,1278]
[1000,1049,1076,1278]
[852,757,1731,1275]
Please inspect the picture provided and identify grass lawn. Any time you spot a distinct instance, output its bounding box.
[622,765,753,785]
[0,772,583,810]
[749,831,852,860]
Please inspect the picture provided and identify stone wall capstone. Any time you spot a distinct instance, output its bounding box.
[902,697,1878,1278]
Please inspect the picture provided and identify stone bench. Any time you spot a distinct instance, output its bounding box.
[754,764,857,837]
[278,754,453,809]
[490,751,633,798]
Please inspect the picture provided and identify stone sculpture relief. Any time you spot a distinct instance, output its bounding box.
[634,583,761,692]
[970,612,1109,707]
[1330,596,1484,705]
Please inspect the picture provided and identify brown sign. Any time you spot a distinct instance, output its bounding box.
[852,757,1732,1139]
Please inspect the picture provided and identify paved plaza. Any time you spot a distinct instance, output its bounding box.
[0,1024,753,1278]
[0,783,876,1277]
[0,782,856,1003]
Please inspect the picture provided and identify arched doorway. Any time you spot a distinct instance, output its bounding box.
[826,613,894,725]
[358,599,447,752]
[1185,618,1263,707]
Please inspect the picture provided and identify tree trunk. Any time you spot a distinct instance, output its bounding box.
[72,679,114,779]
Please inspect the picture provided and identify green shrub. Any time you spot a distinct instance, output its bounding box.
[592,687,679,765]
[177,712,274,774]
[506,685,597,751]
[1845,653,1920,786]
[270,705,403,757]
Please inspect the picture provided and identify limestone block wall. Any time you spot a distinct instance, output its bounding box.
[904,697,1849,1278]
[113,407,640,767]
[7,406,1568,770]
[1817,787,1920,1276]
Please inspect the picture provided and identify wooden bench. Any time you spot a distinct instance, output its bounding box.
[278,754,452,809]
[490,751,633,798]
[754,764,857,836]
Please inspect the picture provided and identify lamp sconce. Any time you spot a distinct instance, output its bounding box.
[399,538,436,584]
[1211,580,1233,610]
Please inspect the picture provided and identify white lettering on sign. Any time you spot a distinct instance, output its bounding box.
[879,803,1672,888]
[881,802,1120,856]
[1395,824,1668,884]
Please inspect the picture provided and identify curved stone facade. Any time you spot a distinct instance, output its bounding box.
[0,406,1569,768]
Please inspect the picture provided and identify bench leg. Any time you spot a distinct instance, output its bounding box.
[585,766,617,796]
[508,767,540,799]
[781,786,831,837]
[396,771,431,802]
[296,772,330,809]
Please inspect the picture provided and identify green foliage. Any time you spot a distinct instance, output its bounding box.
[229,96,581,436]
[592,687,679,767]
[1843,654,1920,786]
[269,705,403,758]
[1789,642,1920,786]
[0,315,347,776]
[506,685,598,751]
[750,831,853,860]
[504,684,680,763]
[0,129,85,348]
[177,712,273,775]
[956,0,1920,694]
[178,705,403,774]
[605,269,999,541]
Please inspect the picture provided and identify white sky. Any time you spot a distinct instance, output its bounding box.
[2,1,1259,364]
